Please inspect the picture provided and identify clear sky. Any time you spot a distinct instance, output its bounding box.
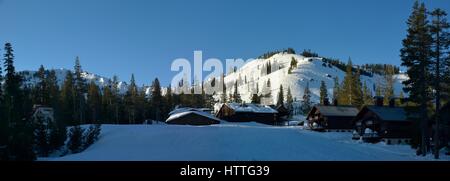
[1,0,449,85]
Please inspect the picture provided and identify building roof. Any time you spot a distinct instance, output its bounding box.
[312,105,359,117]
[166,110,222,123]
[363,106,408,122]
[225,103,278,114]
[168,107,212,116]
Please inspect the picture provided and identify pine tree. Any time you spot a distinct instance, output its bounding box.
[400,1,433,156]
[125,74,138,124]
[101,82,114,124]
[111,75,120,124]
[35,65,49,105]
[288,57,298,74]
[375,83,383,97]
[302,82,312,114]
[429,8,450,159]
[68,125,84,153]
[352,69,364,108]
[3,43,35,160]
[383,66,395,105]
[34,115,50,157]
[35,69,66,153]
[320,81,328,105]
[60,71,75,126]
[87,81,101,123]
[286,87,294,118]
[277,84,284,106]
[136,86,148,122]
[0,45,6,159]
[332,77,340,104]
[341,58,354,105]
[48,118,66,153]
[83,124,101,150]
[362,81,373,106]
[233,81,242,103]
[74,57,87,124]
[265,78,272,104]
[251,94,261,104]
[165,85,174,112]
[221,74,227,103]
[46,70,60,108]
[151,78,163,121]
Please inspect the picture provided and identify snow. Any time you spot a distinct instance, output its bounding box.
[214,53,408,105]
[41,123,449,161]
[166,110,221,123]
[225,103,278,113]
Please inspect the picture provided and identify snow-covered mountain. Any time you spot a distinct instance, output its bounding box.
[218,53,407,104]
[19,68,168,96]
[19,68,130,94]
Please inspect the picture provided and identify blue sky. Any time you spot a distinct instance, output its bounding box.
[1,0,449,85]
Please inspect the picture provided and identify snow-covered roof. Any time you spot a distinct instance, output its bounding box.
[365,106,408,122]
[314,105,359,117]
[169,107,213,116]
[225,103,278,114]
[166,110,222,123]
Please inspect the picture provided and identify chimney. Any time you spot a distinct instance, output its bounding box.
[324,98,330,106]
[374,96,384,106]
[333,99,338,106]
[389,97,396,107]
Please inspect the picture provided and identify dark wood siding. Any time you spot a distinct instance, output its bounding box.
[354,107,413,139]
[216,104,278,125]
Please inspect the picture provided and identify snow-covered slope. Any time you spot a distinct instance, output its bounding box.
[220,53,407,104]
[43,123,447,161]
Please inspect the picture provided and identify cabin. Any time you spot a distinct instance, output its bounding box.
[216,103,278,125]
[306,105,359,131]
[352,97,413,144]
[166,107,221,126]
[31,105,55,124]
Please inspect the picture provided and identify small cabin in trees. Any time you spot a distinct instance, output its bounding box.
[216,103,278,125]
[352,97,413,144]
[31,105,55,124]
[165,107,221,126]
[306,105,359,131]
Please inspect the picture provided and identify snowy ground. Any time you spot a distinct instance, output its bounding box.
[42,123,450,161]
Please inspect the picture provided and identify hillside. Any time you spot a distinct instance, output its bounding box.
[220,53,407,104]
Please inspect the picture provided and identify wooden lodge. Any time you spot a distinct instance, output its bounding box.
[306,105,359,131]
[352,97,413,144]
[165,107,221,126]
[216,103,279,125]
